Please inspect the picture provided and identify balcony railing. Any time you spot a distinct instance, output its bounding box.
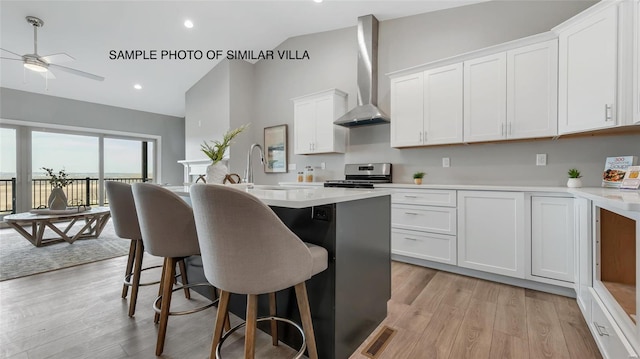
[0,177,150,214]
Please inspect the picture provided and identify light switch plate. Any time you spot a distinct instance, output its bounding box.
[536,154,547,166]
[442,157,450,168]
[288,163,297,170]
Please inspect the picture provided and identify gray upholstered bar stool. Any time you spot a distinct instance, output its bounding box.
[105,181,163,317]
[190,184,328,359]
[132,182,217,356]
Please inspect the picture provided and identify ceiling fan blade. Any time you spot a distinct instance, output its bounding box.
[41,53,75,64]
[0,56,23,62]
[38,70,56,79]
[0,48,23,58]
[48,63,104,81]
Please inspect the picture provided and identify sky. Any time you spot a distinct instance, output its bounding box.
[1,128,151,176]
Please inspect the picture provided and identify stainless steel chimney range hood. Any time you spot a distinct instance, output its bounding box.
[334,14,390,127]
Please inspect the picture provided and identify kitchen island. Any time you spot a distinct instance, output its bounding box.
[169,185,392,359]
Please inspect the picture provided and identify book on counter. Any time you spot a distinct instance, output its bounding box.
[620,166,640,190]
[602,156,638,188]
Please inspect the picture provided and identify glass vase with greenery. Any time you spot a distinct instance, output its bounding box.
[200,124,249,164]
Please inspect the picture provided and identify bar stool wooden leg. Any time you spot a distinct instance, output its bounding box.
[211,290,230,359]
[295,282,318,359]
[154,257,167,324]
[245,294,258,359]
[178,258,191,299]
[128,240,144,317]
[121,240,136,298]
[269,292,278,346]
[156,257,176,356]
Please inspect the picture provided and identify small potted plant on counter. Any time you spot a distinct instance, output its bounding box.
[413,171,425,185]
[567,168,582,188]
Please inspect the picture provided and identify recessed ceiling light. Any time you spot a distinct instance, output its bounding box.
[313,0,323,3]
[184,19,194,28]
[134,84,142,90]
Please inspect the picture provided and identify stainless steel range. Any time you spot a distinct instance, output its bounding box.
[324,163,392,188]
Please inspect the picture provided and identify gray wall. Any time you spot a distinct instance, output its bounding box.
[241,0,640,187]
[0,87,185,185]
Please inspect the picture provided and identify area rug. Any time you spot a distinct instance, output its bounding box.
[0,220,130,281]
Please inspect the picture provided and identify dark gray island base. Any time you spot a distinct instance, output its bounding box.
[185,194,391,359]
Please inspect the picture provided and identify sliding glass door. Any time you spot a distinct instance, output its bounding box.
[0,128,17,216]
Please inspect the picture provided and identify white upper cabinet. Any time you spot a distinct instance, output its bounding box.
[557,4,618,134]
[390,73,424,147]
[463,53,507,143]
[292,89,347,155]
[634,0,640,124]
[506,40,558,139]
[390,64,463,147]
[424,63,464,145]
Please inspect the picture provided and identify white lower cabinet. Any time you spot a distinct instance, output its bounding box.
[531,196,575,283]
[457,191,525,278]
[590,289,639,359]
[575,197,593,318]
[391,189,457,265]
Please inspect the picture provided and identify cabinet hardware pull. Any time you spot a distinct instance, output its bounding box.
[404,237,419,241]
[594,322,609,336]
[404,212,420,215]
[501,123,505,136]
[604,104,612,121]
[424,131,427,142]
[507,122,512,135]
[419,132,422,142]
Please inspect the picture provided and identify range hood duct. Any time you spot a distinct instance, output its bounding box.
[334,14,390,127]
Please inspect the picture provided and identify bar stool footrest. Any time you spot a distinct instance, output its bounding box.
[216,316,306,359]
[153,283,217,316]
[124,264,163,287]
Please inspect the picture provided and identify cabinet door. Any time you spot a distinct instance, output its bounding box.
[463,53,507,143]
[313,95,335,153]
[293,100,316,154]
[558,5,618,134]
[507,40,558,139]
[457,191,525,278]
[390,73,424,147]
[424,63,463,145]
[531,197,575,283]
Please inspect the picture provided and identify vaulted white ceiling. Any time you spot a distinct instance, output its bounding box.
[0,1,486,117]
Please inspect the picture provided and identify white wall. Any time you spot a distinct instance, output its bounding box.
[0,87,185,185]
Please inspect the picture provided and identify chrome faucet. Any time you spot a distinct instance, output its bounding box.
[244,143,264,184]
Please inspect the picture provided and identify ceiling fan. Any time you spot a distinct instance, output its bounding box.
[0,16,104,81]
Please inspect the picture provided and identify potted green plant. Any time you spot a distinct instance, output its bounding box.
[200,124,248,183]
[567,168,582,188]
[413,171,425,185]
[42,167,73,210]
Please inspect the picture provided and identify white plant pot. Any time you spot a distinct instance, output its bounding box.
[48,188,68,210]
[567,178,583,188]
[206,161,228,184]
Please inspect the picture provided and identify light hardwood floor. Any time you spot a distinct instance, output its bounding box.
[349,261,602,359]
[0,255,601,359]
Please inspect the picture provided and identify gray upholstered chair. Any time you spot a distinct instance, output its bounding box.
[131,183,216,356]
[105,181,160,317]
[190,183,328,359]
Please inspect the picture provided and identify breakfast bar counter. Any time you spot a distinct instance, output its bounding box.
[169,185,392,359]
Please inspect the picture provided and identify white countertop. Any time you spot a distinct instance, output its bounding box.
[278,182,640,212]
[166,184,391,209]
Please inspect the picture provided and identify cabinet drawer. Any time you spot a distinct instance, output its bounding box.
[392,229,456,265]
[590,291,639,359]
[392,204,456,235]
[392,190,456,207]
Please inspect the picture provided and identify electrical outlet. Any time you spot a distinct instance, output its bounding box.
[288,163,297,170]
[442,157,450,168]
[536,154,547,166]
[321,162,326,170]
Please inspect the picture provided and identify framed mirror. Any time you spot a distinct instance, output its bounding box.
[264,124,288,173]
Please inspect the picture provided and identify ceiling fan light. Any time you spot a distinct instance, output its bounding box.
[24,62,48,73]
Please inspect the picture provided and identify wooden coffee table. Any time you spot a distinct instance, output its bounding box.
[4,207,112,247]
